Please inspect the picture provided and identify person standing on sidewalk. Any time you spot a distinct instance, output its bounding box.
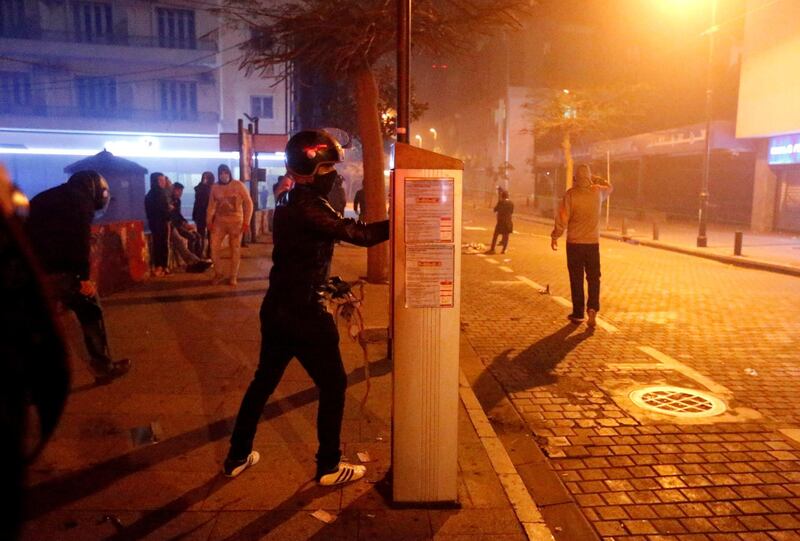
[223,129,389,486]
[486,188,514,254]
[353,184,366,221]
[192,171,214,257]
[551,164,612,328]
[26,170,131,383]
[207,164,253,286]
[145,172,171,277]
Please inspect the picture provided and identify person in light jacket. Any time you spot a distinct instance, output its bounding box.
[207,164,253,286]
[551,164,612,329]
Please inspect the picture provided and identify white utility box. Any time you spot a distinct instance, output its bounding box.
[390,143,463,504]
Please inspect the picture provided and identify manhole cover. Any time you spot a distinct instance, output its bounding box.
[629,386,726,418]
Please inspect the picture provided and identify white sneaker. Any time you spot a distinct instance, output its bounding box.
[223,451,259,478]
[317,462,366,486]
[587,309,597,329]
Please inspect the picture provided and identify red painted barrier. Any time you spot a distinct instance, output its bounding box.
[89,220,148,296]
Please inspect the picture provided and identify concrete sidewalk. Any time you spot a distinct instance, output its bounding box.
[500,200,800,277]
[21,240,545,541]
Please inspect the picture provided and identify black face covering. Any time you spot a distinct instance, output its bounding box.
[313,170,338,196]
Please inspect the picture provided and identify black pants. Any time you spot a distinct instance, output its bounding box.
[228,297,347,475]
[566,243,601,317]
[49,275,113,373]
[150,223,169,268]
[490,226,510,252]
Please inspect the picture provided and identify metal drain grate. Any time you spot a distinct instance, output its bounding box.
[629,386,726,418]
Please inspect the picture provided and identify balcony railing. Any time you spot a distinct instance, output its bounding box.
[0,27,216,52]
[0,105,219,123]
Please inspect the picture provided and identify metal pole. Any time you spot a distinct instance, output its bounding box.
[605,150,611,229]
[396,0,410,144]
[697,0,717,248]
[251,118,260,241]
[503,32,510,175]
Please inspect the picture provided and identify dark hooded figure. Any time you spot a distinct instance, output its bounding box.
[1,165,69,540]
[26,170,131,384]
[192,171,214,255]
[145,171,170,276]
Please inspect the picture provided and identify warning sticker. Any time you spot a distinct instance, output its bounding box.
[405,178,454,243]
[405,244,455,308]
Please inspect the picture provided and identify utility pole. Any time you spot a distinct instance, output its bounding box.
[697,0,717,248]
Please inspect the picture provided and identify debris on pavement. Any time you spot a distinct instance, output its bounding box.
[99,514,124,531]
[461,242,486,254]
[310,510,337,524]
[357,451,372,463]
[539,284,550,295]
[745,367,759,376]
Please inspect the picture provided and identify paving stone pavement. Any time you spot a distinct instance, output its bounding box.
[460,207,800,541]
[20,241,529,541]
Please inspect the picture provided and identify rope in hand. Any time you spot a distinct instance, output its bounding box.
[324,278,370,413]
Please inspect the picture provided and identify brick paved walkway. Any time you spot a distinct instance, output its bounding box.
[461,207,800,540]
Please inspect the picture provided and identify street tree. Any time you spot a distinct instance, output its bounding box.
[216,0,530,282]
[524,87,640,189]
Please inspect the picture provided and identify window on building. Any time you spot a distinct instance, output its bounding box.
[250,95,274,119]
[0,0,27,38]
[156,8,195,49]
[76,76,116,116]
[160,80,197,120]
[0,71,31,112]
[73,2,113,43]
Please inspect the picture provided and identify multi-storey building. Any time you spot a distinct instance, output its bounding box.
[0,0,288,217]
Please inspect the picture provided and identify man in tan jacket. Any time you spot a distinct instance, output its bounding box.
[551,164,612,328]
[207,164,253,286]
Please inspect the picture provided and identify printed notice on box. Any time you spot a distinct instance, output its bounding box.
[405,244,455,308]
[405,178,454,243]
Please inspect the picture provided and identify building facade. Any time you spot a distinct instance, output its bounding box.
[0,0,288,219]
[736,0,800,233]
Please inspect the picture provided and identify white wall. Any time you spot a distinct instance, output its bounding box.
[736,0,800,138]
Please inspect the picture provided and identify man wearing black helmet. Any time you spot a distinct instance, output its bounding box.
[26,170,131,384]
[224,130,389,486]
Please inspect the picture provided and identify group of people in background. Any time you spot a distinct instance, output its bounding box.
[145,165,365,286]
[145,164,253,286]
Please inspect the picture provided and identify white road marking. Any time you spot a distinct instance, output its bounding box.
[459,370,554,541]
[515,275,545,290]
[638,346,732,397]
[551,296,572,308]
[498,266,514,273]
[464,226,488,231]
[485,258,499,264]
[594,316,619,333]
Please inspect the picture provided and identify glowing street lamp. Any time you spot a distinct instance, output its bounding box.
[414,134,423,147]
[429,127,437,141]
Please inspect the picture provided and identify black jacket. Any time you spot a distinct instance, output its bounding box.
[267,184,389,306]
[494,199,514,234]
[192,183,211,227]
[26,183,95,279]
[145,187,170,232]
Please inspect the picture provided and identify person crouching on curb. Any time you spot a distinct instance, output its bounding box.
[550,164,612,329]
[207,164,253,286]
[223,129,389,486]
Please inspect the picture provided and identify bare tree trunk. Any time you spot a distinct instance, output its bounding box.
[354,67,388,283]
[561,132,573,191]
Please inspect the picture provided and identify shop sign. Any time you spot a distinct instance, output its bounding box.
[769,134,800,165]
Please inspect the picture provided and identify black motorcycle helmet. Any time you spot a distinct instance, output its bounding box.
[67,170,110,211]
[285,130,344,177]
